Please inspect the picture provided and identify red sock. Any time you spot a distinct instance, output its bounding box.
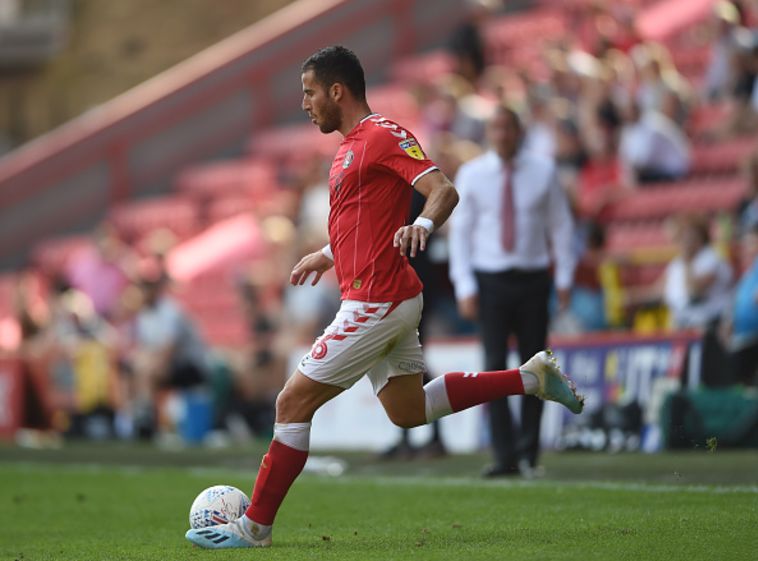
[444,369,524,412]
[246,439,308,525]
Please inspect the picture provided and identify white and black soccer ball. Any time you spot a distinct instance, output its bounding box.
[188,485,251,529]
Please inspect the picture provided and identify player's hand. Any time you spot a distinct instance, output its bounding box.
[457,295,478,321]
[290,251,334,286]
[393,225,429,258]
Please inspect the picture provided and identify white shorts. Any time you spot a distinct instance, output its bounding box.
[298,294,426,394]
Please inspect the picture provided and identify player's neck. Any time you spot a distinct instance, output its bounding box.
[338,103,374,137]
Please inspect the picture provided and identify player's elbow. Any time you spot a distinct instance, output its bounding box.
[448,185,460,210]
[439,181,459,214]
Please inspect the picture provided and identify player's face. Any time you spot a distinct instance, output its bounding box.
[302,70,342,134]
[488,109,523,161]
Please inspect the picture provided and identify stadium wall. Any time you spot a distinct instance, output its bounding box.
[0,0,465,270]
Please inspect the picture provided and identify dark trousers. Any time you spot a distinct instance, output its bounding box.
[476,269,551,469]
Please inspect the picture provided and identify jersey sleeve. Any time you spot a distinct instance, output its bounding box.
[371,122,438,186]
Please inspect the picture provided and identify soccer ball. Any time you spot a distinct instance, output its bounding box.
[188,485,250,529]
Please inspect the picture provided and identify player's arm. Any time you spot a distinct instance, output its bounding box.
[290,245,334,286]
[393,170,459,257]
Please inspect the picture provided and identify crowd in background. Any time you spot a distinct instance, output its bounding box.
[7,0,758,446]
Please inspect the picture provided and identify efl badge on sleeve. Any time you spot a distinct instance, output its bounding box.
[399,138,425,160]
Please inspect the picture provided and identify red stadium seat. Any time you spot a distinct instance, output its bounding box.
[390,50,456,86]
[109,195,200,243]
[247,123,340,162]
[606,222,672,253]
[366,84,421,125]
[30,235,94,276]
[691,138,757,175]
[607,178,746,221]
[175,159,278,200]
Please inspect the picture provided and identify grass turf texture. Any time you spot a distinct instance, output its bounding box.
[1,446,756,560]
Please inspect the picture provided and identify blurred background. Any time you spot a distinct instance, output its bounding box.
[1,0,757,462]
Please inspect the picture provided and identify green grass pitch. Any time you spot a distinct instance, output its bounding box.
[1,445,756,561]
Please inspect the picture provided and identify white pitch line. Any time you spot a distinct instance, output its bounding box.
[4,462,757,495]
[330,475,758,495]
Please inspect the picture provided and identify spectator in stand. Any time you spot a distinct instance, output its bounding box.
[575,99,629,220]
[711,29,758,138]
[446,0,499,86]
[557,221,609,332]
[733,35,758,134]
[553,115,589,205]
[737,150,758,233]
[628,215,733,330]
[293,152,331,240]
[65,223,137,320]
[224,278,283,439]
[631,43,689,116]
[522,86,556,159]
[703,1,744,101]
[422,75,489,145]
[618,93,691,184]
[130,264,211,438]
[11,274,60,447]
[721,223,758,386]
[608,6,642,54]
[664,215,733,329]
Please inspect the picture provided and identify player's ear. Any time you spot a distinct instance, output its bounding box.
[330,82,343,102]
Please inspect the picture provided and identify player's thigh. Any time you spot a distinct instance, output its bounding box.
[276,370,344,423]
[376,371,426,428]
[365,294,425,394]
[374,312,427,428]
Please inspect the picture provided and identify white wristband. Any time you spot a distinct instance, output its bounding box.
[413,216,435,233]
[321,244,334,261]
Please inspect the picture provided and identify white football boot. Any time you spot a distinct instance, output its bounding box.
[185,517,272,549]
[520,350,585,414]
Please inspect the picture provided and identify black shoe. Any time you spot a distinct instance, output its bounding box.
[378,440,416,461]
[415,439,448,459]
[481,464,521,478]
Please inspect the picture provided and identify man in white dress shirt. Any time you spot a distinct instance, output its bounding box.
[449,105,576,476]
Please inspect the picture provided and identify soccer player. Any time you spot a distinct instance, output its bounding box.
[185,45,584,549]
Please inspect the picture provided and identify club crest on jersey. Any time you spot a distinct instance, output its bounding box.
[399,138,425,160]
[342,150,355,169]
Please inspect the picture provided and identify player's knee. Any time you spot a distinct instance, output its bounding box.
[275,389,298,421]
[275,387,316,423]
[387,409,425,429]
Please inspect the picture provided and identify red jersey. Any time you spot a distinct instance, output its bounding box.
[328,114,438,302]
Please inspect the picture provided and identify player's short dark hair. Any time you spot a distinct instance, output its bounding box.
[302,45,366,101]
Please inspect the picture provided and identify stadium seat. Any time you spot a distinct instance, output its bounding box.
[175,159,278,200]
[30,235,94,276]
[690,138,757,175]
[605,222,672,253]
[366,84,421,125]
[484,8,565,69]
[108,195,200,243]
[208,195,259,223]
[607,178,746,221]
[671,45,709,79]
[247,123,340,162]
[389,50,455,86]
